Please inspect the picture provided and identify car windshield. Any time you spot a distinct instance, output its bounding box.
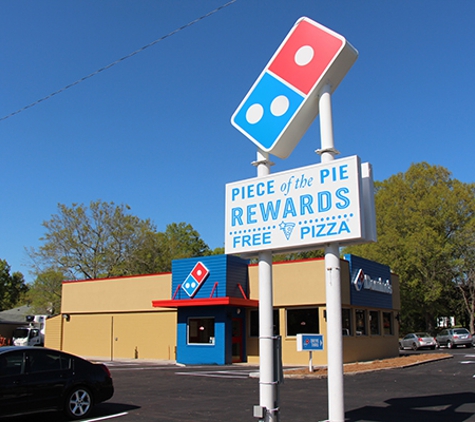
[454,329,469,335]
[13,328,29,339]
[415,333,431,338]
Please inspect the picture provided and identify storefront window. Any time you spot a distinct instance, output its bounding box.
[286,308,319,336]
[342,308,352,336]
[188,317,215,344]
[250,310,280,337]
[383,312,393,335]
[369,310,380,335]
[355,309,366,336]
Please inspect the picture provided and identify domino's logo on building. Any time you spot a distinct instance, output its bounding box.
[181,262,210,298]
[231,17,358,159]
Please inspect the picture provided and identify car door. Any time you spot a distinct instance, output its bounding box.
[24,349,72,411]
[402,334,414,348]
[0,350,28,417]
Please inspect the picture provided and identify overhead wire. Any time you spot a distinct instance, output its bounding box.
[0,0,238,122]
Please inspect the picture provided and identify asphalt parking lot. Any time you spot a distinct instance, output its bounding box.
[7,347,475,421]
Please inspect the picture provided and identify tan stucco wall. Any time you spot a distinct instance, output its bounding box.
[60,312,176,361]
[54,273,176,361]
[62,273,172,313]
[247,258,400,366]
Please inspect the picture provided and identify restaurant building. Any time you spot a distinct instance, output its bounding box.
[46,254,400,366]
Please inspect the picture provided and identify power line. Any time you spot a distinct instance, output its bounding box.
[0,0,238,122]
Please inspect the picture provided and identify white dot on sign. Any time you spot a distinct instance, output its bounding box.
[191,282,196,288]
[246,103,264,124]
[295,45,314,66]
[270,95,289,117]
[197,270,202,277]
[185,283,190,288]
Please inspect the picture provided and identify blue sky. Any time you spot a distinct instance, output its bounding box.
[1,1,474,281]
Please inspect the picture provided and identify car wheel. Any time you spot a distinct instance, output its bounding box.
[447,341,453,349]
[430,346,436,350]
[64,386,93,420]
[399,342,404,350]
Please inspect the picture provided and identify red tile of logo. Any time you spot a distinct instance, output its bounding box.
[190,262,209,284]
[268,19,344,95]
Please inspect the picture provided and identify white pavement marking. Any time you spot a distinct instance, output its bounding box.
[176,369,254,379]
[84,412,128,421]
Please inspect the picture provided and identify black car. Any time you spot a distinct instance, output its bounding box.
[0,346,113,420]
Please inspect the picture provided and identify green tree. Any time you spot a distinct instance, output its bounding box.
[0,259,28,310]
[26,269,64,315]
[344,163,475,333]
[29,200,157,280]
[153,222,211,272]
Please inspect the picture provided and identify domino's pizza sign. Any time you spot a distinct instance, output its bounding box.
[181,262,210,298]
[231,17,358,159]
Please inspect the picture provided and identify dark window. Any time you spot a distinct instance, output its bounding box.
[355,309,366,335]
[383,312,393,335]
[188,317,215,344]
[28,350,62,373]
[250,309,280,337]
[286,308,319,336]
[342,308,352,336]
[370,311,380,335]
[0,351,24,376]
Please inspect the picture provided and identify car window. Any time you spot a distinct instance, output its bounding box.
[0,351,24,376]
[439,330,447,336]
[28,350,62,373]
[454,328,470,335]
[403,334,413,340]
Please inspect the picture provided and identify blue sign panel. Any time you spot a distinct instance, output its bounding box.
[232,72,304,151]
[344,254,393,309]
[297,334,324,351]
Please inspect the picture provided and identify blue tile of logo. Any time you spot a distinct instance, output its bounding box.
[181,273,200,297]
[232,72,304,150]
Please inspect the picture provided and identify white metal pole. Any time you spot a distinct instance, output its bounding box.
[255,149,278,422]
[318,84,344,422]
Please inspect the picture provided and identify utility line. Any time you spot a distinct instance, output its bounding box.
[0,0,238,122]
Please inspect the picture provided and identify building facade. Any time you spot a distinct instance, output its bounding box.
[46,254,400,366]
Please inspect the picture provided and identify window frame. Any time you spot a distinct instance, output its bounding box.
[187,316,215,345]
[286,307,319,337]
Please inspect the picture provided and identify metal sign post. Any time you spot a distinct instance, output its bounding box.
[229,17,364,422]
[318,84,344,422]
[254,149,279,422]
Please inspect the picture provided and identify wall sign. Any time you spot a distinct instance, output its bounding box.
[181,261,210,298]
[225,156,370,255]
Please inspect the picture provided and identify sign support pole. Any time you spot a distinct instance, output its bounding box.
[254,149,278,422]
[318,84,344,422]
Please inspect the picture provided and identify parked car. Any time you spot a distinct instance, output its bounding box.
[436,328,473,349]
[399,332,438,350]
[0,346,113,419]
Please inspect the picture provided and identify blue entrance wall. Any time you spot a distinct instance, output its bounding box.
[172,255,249,365]
[171,254,249,300]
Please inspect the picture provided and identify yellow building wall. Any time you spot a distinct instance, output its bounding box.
[54,272,177,361]
[246,258,400,366]
[44,315,62,350]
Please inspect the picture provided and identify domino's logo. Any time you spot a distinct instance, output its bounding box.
[231,17,357,159]
[181,262,210,298]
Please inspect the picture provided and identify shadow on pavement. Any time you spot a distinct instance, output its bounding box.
[346,392,475,422]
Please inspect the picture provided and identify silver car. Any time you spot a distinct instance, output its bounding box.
[399,332,438,350]
[436,328,472,349]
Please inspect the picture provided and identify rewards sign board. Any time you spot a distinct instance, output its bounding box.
[225,156,376,255]
[231,17,358,159]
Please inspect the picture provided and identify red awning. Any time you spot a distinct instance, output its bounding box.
[152,297,259,308]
